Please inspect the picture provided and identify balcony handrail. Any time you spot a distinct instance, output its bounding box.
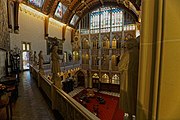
[30,66,100,120]
[54,85,100,120]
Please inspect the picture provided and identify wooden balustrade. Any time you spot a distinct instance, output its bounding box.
[30,65,100,120]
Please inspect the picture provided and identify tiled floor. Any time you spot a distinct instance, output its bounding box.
[8,71,56,120]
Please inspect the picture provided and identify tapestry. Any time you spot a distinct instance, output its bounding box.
[0,0,10,50]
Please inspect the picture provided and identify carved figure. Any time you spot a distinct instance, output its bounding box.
[118,39,139,119]
[51,46,60,74]
[51,46,61,88]
[29,50,33,64]
[38,51,44,71]
[33,51,38,66]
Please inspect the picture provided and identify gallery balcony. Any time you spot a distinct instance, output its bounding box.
[81,64,89,70]
[40,61,81,73]
[112,66,119,71]
[112,49,121,55]
[91,65,99,70]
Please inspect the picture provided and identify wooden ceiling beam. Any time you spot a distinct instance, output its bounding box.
[99,0,104,5]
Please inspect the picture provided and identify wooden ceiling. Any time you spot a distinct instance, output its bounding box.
[23,0,141,28]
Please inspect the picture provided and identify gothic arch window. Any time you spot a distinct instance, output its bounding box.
[112,74,120,84]
[54,2,67,19]
[112,38,117,49]
[73,51,79,61]
[90,7,123,33]
[92,73,99,78]
[29,0,45,8]
[101,74,109,83]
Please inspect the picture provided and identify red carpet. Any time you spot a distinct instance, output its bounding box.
[73,89,124,120]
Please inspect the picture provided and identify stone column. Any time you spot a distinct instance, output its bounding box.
[109,7,112,71]
[136,0,163,120]
[14,1,19,33]
[89,71,92,88]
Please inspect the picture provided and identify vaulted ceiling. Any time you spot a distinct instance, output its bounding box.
[22,0,141,28]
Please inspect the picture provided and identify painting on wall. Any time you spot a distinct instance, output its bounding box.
[70,14,79,26]
[29,0,45,8]
[0,0,10,51]
[54,2,67,19]
[46,37,63,55]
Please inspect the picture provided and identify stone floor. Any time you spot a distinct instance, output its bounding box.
[1,71,59,120]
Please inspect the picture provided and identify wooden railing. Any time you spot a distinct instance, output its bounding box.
[30,65,100,120]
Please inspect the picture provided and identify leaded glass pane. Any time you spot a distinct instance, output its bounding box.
[29,0,44,8]
[54,2,67,19]
[70,14,79,26]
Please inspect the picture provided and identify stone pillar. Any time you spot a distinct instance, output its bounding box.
[120,10,125,56]
[85,75,88,88]
[98,8,102,70]
[136,0,163,120]
[44,17,49,38]
[109,7,112,71]
[89,28,92,70]
[52,73,61,89]
[79,23,82,65]
[89,71,92,88]
[157,0,180,119]
[14,1,19,33]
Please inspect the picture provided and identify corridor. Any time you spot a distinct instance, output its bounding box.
[4,71,57,120]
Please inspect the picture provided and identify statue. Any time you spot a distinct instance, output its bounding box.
[29,50,33,64]
[118,39,139,120]
[33,51,38,66]
[38,51,44,74]
[51,46,61,88]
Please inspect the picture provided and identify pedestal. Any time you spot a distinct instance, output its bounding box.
[52,73,62,89]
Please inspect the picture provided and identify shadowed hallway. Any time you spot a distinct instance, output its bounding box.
[0,71,59,120]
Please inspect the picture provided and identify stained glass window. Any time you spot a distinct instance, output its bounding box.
[70,14,79,26]
[54,2,67,19]
[90,7,123,33]
[81,6,135,34]
[92,73,99,78]
[90,9,99,33]
[29,0,45,8]
[112,8,123,32]
[112,74,120,84]
[101,7,111,32]
[101,74,109,83]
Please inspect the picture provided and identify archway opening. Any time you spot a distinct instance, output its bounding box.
[76,71,85,87]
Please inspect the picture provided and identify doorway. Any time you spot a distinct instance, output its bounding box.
[22,42,31,70]
[77,71,85,87]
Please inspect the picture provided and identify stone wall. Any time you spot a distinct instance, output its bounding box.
[0,51,6,78]
[0,0,10,50]
[0,0,10,78]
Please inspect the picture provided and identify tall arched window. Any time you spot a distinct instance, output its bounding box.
[73,51,79,61]
[101,74,109,83]
[112,74,120,84]
[89,7,127,33]
[92,73,99,78]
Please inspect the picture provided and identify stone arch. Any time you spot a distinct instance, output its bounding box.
[74,69,87,87]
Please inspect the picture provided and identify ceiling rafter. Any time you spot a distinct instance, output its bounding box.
[22,0,141,28]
